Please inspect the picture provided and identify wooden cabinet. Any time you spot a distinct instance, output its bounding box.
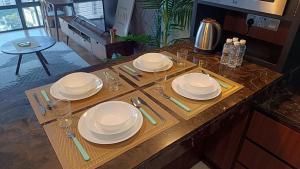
[91,39,106,60]
[233,163,246,169]
[247,111,300,168]
[203,105,250,169]
[238,140,292,169]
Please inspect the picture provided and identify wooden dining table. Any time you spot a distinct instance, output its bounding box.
[25,41,282,169]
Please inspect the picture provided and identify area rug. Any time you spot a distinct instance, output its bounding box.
[0,42,90,92]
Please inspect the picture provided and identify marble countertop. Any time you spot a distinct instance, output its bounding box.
[0,40,283,169]
[80,41,283,168]
[258,82,300,132]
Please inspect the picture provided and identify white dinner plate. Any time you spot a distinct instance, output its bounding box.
[85,101,139,135]
[50,77,103,101]
[133,55,173,72]
[179,73,219,95]
[172,75,222,100]
[78,107,143,144]
[59,72,97,96]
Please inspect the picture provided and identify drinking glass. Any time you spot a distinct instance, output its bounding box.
[176,49,188,67]
[153,71,167,91]
[53,100,72,128]
[199,59,208,68]
[104,70,120,91]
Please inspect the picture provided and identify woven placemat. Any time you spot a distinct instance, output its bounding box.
[43,91,179,169]
[144,67,244,120]
[112,51,196,87]
[25,68,135,124]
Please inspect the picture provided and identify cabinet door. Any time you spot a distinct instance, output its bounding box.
[91,39,106,60]
[204,106,249,169]
[247,111,300,168]
[59,18,70,37]
[233,163,246,169]
[239,140,292,169]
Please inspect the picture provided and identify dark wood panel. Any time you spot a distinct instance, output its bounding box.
[204,105,250,169]
[247,111,300,168]
[239,140,292,169]
[223,12,290,46]
[233,163,246,169]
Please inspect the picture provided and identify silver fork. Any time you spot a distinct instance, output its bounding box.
[67,129,90,161]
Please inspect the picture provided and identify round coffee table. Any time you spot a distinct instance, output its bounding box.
[0,36,56,76]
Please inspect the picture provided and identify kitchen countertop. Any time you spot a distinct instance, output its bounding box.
[73,41,282,168]
[0,40,283,169]
[258,81,300,132]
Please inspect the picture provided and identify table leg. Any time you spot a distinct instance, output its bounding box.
[36,52,51,76]
[66,36,69,45]
[16,54,23,75]
[37,51,49,64]
[71,4,76,15]
[54,5,59,41]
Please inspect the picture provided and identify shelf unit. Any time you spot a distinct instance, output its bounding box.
[190,0,300,72]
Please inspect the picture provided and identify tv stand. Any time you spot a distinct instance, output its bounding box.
[59,16,134,60]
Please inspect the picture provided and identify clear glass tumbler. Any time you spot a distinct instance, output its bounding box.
[176,49,188,67]
[153,71,167,91]
[198,59,207,68]
[53,100,72,128]
[104,70,120,92]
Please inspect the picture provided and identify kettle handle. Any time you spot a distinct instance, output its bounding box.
[212,22,222,50]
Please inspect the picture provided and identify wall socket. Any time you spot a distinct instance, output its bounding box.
[246,14,281,31]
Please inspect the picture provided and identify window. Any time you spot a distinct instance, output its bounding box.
[23,6,42,27]
[0,0,16,6]
[74,1,103,19]
[0,8,22,31]
[0,0,42,32]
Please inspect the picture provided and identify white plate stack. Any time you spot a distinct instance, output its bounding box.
[133,53,173,72]
[172,73,222,100]
[78,101,143,144]
[50,72,103,101]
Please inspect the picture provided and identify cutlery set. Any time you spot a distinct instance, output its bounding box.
[32,90,55,116]
[118,65,143,81]
[32,93,46,116]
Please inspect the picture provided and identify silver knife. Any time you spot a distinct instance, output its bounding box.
[118,67,140,81]
[159,89,191,112]
[137,97,165,121]
[33,93,46,116]
[123,65,142,76]
[201,70,229,89]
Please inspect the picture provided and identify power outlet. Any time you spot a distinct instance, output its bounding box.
[246,14,281,31]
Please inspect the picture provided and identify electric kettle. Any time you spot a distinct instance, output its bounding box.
[194,18,222,53]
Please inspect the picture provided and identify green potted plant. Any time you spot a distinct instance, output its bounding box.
[138,0,194,47]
